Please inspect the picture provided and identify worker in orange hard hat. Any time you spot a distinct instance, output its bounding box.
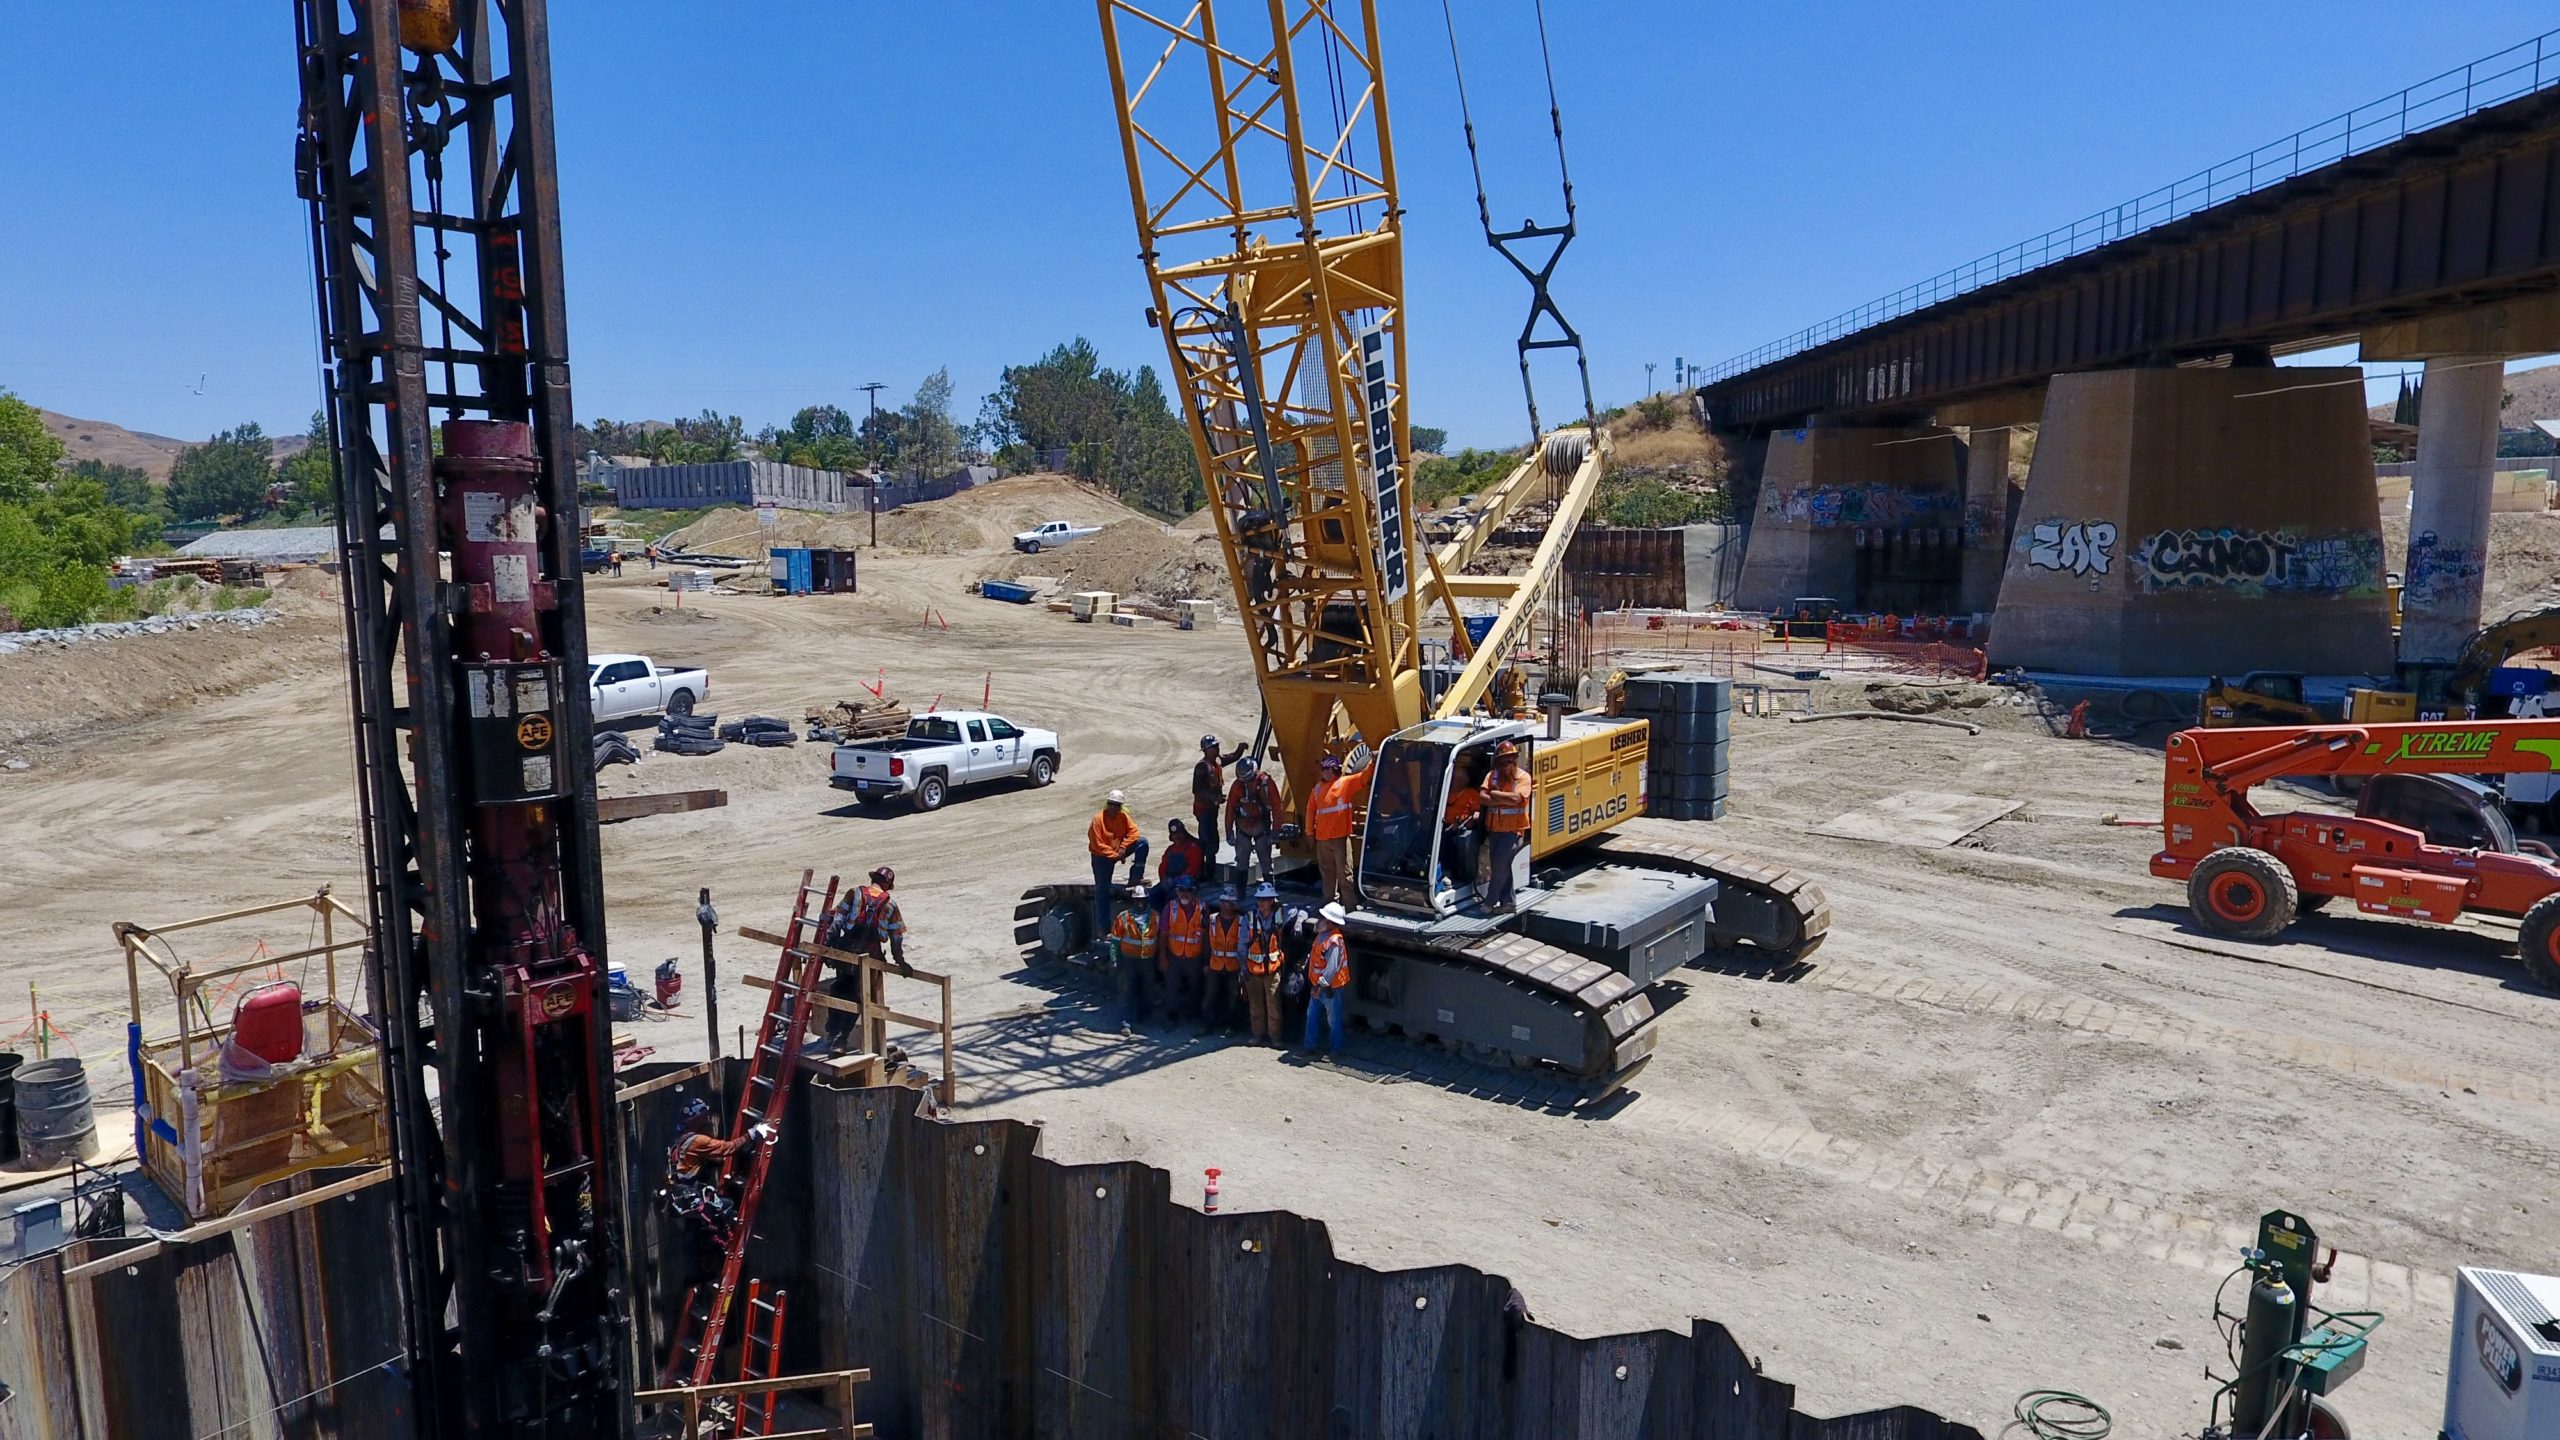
[1305,752,1374,905]
[1479,740,1533,913]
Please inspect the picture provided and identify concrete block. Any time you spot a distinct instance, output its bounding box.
[1988,367,2392,675]
[1108,612,1154,629]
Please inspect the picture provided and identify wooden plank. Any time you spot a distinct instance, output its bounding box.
[61,1165,391,1281]
[596,788,729,823]
[741,974,942,1033]
[615,1059,713,1103]
[637,1367,869,1402]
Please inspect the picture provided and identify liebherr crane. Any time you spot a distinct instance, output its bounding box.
[1017,0,1830,1090]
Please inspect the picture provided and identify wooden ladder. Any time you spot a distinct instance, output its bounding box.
[661,870,838,1388]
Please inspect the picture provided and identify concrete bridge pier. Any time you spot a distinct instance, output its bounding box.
[2399,355,2506,666]
[1986,366,2393,676]
[1731,423,1964,615]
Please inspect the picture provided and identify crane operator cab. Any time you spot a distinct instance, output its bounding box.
[1357,719,1527,915]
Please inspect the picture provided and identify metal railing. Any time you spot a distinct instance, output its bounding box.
[1700,29,2560,385]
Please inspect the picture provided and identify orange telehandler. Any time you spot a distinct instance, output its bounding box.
[2153,720,2560,989]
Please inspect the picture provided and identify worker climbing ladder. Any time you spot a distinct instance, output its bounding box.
[662,870,840,1390]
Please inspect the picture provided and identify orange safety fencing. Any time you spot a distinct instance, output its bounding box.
[1587,609,1986,684]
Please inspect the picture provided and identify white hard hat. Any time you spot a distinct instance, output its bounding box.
[1106,789,1127,805]
[1318,901,1348,926]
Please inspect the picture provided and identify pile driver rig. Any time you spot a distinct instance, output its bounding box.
[296,1,627,1435]
[1018,0,1829,1092]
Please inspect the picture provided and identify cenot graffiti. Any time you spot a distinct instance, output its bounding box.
[2131,526,2385,595]
[2023,519,2117,577]
[1760,483,1962,530]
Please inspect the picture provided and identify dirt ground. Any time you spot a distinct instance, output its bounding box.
[6,513,2554,1438]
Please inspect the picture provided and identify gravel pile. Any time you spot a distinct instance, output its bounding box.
[0,606,281,656]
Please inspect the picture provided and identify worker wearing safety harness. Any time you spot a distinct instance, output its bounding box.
[1205,889,1247,1029]
[1301,902,1352,1054]
[821,867,906,1052]
[1160,876,1209,1023]
[1480,742,1533,913]
[1306,753,1374,905]
[664,1098,773,1245]
[1225,755,1284,888]
[1241,882,1286,1045]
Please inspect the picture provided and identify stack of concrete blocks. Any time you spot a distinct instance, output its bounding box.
[1070,591,1117,623]
[1176,599,1218,631]
[1622,673,1730,821]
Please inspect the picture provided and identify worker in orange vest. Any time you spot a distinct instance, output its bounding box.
[1300,902,1352,1054]
[1087,789,1149,940]
[1205,889,1247,1029]
[1440,762,1484,894]
[1305,753,1374,906]
[1241,882,1287,1045]
[1479,741,1533,912]
[820,866,907,1052]
[1159,876,1210,1023]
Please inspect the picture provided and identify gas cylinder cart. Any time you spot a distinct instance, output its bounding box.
[114,887,390,1220]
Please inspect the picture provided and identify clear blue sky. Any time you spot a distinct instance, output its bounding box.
[2,3,2551,452]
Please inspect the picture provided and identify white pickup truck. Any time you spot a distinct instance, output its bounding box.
[830,710,1061,811]
[1012,520,1102,553]
[589,653,710,721]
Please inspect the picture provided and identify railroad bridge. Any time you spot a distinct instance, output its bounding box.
[1696,34,2560,677]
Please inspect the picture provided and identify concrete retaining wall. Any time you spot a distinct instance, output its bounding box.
[1733,427,1964,613]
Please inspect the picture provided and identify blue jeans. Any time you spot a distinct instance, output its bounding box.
[1485,830,1523,908]
[1090,839,1149,936]
[1302,990,1344,1052]
[1116,951,1152,1026]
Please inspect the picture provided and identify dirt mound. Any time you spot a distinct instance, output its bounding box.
[988,519,1226,601]
[656,472,1154,560]
[1864,682,1996,715]
[0,609,340,749]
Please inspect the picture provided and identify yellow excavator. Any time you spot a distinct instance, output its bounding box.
[1014,1,1827,1092]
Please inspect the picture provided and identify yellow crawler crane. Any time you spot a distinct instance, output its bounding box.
[1018,0,1827,1092]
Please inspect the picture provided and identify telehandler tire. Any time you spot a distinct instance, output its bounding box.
[2517,893,2560,992]
[2187,847,2297,941]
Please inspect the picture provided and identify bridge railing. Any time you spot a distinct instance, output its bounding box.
[1700,28,2560,386]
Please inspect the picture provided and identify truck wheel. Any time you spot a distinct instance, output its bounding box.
[1028,753,1057,787]
[2186,847,2298,941]
[666,689,696,717]
[912,773,949,812]
[2517,893,2560,992]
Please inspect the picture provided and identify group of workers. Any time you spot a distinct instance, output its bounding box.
[1101,876,1353,1052]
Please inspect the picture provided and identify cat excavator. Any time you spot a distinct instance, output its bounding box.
[1013,1,1829,1093]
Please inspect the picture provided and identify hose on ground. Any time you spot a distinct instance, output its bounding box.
[1785,709,1981,736]
[2003,1389,2111,1439]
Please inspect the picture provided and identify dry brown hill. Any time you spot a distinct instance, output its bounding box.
[2367,358,2560,428]
[38,407,312,481]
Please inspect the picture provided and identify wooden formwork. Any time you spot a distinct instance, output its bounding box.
[738,926,956,1107]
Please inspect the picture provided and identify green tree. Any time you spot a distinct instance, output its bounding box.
[165,423,276,522]
[899,370,960,480]
[66,458,158,516]
[274,411,337,517]
[672,409,746,462]
[0,390,62,504]
[974,339,1203,516]
[1410,424,1448,456]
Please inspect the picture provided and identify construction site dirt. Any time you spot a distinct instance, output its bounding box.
[5,501,2551,1438]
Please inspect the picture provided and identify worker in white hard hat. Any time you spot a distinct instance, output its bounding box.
[1300,901,1352,1055]
[1087,789,1148,939]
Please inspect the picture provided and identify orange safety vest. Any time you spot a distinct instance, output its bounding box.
[1206,913,1245,972]
[1443,786,1482,826]
[1483,766,1532,833]
[1309,769,1370,842]
[1310,930,1350,990]
[1243,913,1283,975]
[1110,908,1157,965]
[1163,902,1207,961]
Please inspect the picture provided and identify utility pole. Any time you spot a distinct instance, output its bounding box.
[1644,361,1657,395]
[858,381,887,547]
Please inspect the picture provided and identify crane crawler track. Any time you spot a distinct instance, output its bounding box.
[1588,834,1832,962]
[1012,882,1657,1097]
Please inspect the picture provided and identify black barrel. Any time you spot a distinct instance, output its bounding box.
[14,1057,97,1167]
[0,1051,20,1164]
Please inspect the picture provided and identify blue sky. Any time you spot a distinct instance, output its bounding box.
[2,3,2552,451]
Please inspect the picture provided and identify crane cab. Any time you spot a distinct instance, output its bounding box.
[1355,710,1649,918]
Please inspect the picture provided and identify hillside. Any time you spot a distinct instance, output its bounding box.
[38,406,310,481]
[2367,357,2560,427]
